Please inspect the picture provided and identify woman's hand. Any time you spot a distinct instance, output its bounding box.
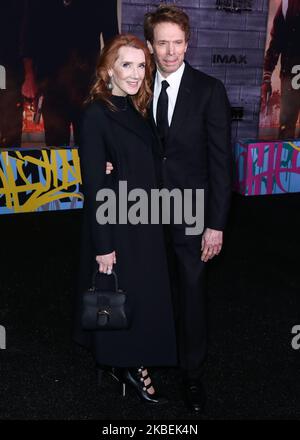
[106,162,114,175]
[96,251,116,274]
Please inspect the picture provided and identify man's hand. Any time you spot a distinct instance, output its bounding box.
[201,228,223,262]
[96,251,116,274]
[261,81,272,112]
[106,162,114,175]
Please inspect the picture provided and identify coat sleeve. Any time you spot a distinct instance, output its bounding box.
[79,104,114,255]
[205,79,233,231]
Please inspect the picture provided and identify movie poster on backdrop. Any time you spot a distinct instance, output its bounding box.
[0,0,120,149]
[259,0,300,140]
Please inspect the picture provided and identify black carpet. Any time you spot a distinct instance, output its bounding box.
[0,193,300,420]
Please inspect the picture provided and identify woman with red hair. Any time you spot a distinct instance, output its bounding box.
[73,34,176,405]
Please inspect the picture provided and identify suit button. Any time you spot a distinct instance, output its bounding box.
[162,156,167,161]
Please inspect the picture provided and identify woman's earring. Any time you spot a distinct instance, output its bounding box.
[107,77,113,91]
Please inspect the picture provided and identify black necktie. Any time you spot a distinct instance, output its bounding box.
[156,80,169,146]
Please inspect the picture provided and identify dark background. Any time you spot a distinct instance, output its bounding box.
[1,0,300,421]
[1,192,299,420]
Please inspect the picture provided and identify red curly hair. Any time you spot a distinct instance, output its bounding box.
[87,34,154,117]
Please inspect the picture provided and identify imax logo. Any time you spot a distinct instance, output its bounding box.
[0,325,6,349]
[212,54,247,65]
[0,65,6,89]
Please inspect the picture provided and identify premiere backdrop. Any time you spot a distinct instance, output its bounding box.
[0,0,120,214]
[2,1,299,146]
[122,1,300,197]
[122,0,271,142]
[0,0,288,146]
[0,0,120,148]
[1,1,300,214]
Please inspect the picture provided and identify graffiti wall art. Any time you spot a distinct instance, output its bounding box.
[0,147,83,214]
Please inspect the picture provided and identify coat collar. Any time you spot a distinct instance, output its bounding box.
[98,99,152,149]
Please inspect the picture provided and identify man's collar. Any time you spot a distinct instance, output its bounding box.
[155,62,186,89]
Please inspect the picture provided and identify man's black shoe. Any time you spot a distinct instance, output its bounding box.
[184,379,206,414]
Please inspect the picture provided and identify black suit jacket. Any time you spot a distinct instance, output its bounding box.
[150,62,232,231]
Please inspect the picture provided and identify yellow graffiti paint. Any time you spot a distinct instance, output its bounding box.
[0,148,83,213]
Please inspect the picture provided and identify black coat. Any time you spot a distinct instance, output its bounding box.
[73,96,177,367]
[150,62,232,233]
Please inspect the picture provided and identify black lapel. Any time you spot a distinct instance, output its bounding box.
[167,62,193,144]
[101,100,151,149]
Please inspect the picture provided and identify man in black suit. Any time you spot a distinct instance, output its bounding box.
[144,5,232,413]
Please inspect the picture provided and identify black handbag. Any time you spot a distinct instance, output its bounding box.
[81,270,132,330]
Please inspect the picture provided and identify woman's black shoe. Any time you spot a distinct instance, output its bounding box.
[117,367,168,405]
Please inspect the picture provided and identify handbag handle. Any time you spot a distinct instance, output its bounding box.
[91,269,119,292]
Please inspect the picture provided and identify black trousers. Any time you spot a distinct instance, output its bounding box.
[164,225,207,380]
